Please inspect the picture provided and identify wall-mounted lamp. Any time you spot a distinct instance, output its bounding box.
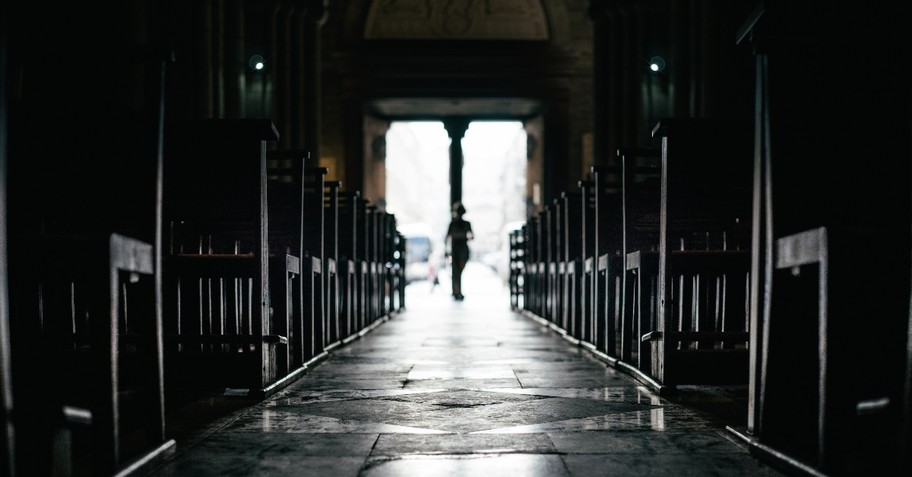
[248,54,266,71]
[649,56,666,72]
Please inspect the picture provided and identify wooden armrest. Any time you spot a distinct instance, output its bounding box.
[165,335,287,345]
[597,254,608,271]
[60,406,93,427]
[262,335,289,345]
[641,331,750,342]
[286,254,300,274]
[626,250,658,271]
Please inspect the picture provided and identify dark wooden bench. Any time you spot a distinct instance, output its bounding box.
[544,202,560,327]
[526,215,545,318]
[372,208,383,321]
[361,203,377,326]
[560,192,584,340]
[643,119,752,389]
[265,150,308,380]
[4,49,174,475]
[393,230,407,312]
[162,119,292,396]
[591,166,624,358]
[509,227,526,310]
[736,4,912,474]
[337,191,361,339]
[355,197,372,331]
[577,178,596,349]
[302,167,327,363]
[377,211,399,316]
[362,203,392,325]
[323,181,341,349]
[619,147,661,371]
[8,235,172,476]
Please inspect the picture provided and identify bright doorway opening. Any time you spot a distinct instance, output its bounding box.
[386,120,526,292]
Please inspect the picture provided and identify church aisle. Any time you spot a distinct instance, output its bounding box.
[148,263,784,476]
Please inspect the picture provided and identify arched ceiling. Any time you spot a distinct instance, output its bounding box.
[340,0,572,120]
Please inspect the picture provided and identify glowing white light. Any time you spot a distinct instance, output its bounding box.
[248,54,266,71]
[648,56,666,72]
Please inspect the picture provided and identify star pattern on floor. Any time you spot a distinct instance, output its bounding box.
[228,388,665,434]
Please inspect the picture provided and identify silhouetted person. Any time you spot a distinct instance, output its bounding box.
[445,202,473,301]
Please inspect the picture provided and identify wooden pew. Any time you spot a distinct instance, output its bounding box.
[394,230,407,312]
[544,203,559,326]
[369,207,397,321]
[577,177,596,351]
[9,236,171,476]
[644,119,752,389]
[527,215,544,318]
[734,3,912,475]
[363,204,377,325]
[374,210,388,317]
[591,166,624,357]
[265,150,306,380]
[355,197,371,331]
[523,217,536,315]
[364,204,384,326]
[162,119,289,396]
[302,167,327,363]
[560,191,584,341]
[4,47,174,475]
[378,212,399,316]
[323,181,341,349]
[619,147,661,371]
[508,227,526,310]
[372,209,397,319]
[337,191,360,339]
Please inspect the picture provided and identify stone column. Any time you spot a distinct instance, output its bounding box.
[224,0,245,118]
[194,0,215,118]
[303,0,327,163]
[274,1,294,149]
[588,0,613,169]
[290,6,306,150]
[443,118,470,209]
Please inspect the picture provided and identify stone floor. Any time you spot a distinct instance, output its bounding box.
[147,263,786,476]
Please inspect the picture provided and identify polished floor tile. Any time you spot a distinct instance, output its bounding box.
[361,454,571,477]
[149,264,785,476]
[371,433,558,455]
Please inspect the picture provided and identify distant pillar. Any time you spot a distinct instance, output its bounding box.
[588,0,612,168]
[303,0,327,163]
[443,118,470,209]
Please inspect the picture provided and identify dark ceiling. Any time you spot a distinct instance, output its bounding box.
[367,97,544,120]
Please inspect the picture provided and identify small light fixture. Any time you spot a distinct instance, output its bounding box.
[649,56,666,72]
[248,54,266,71]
